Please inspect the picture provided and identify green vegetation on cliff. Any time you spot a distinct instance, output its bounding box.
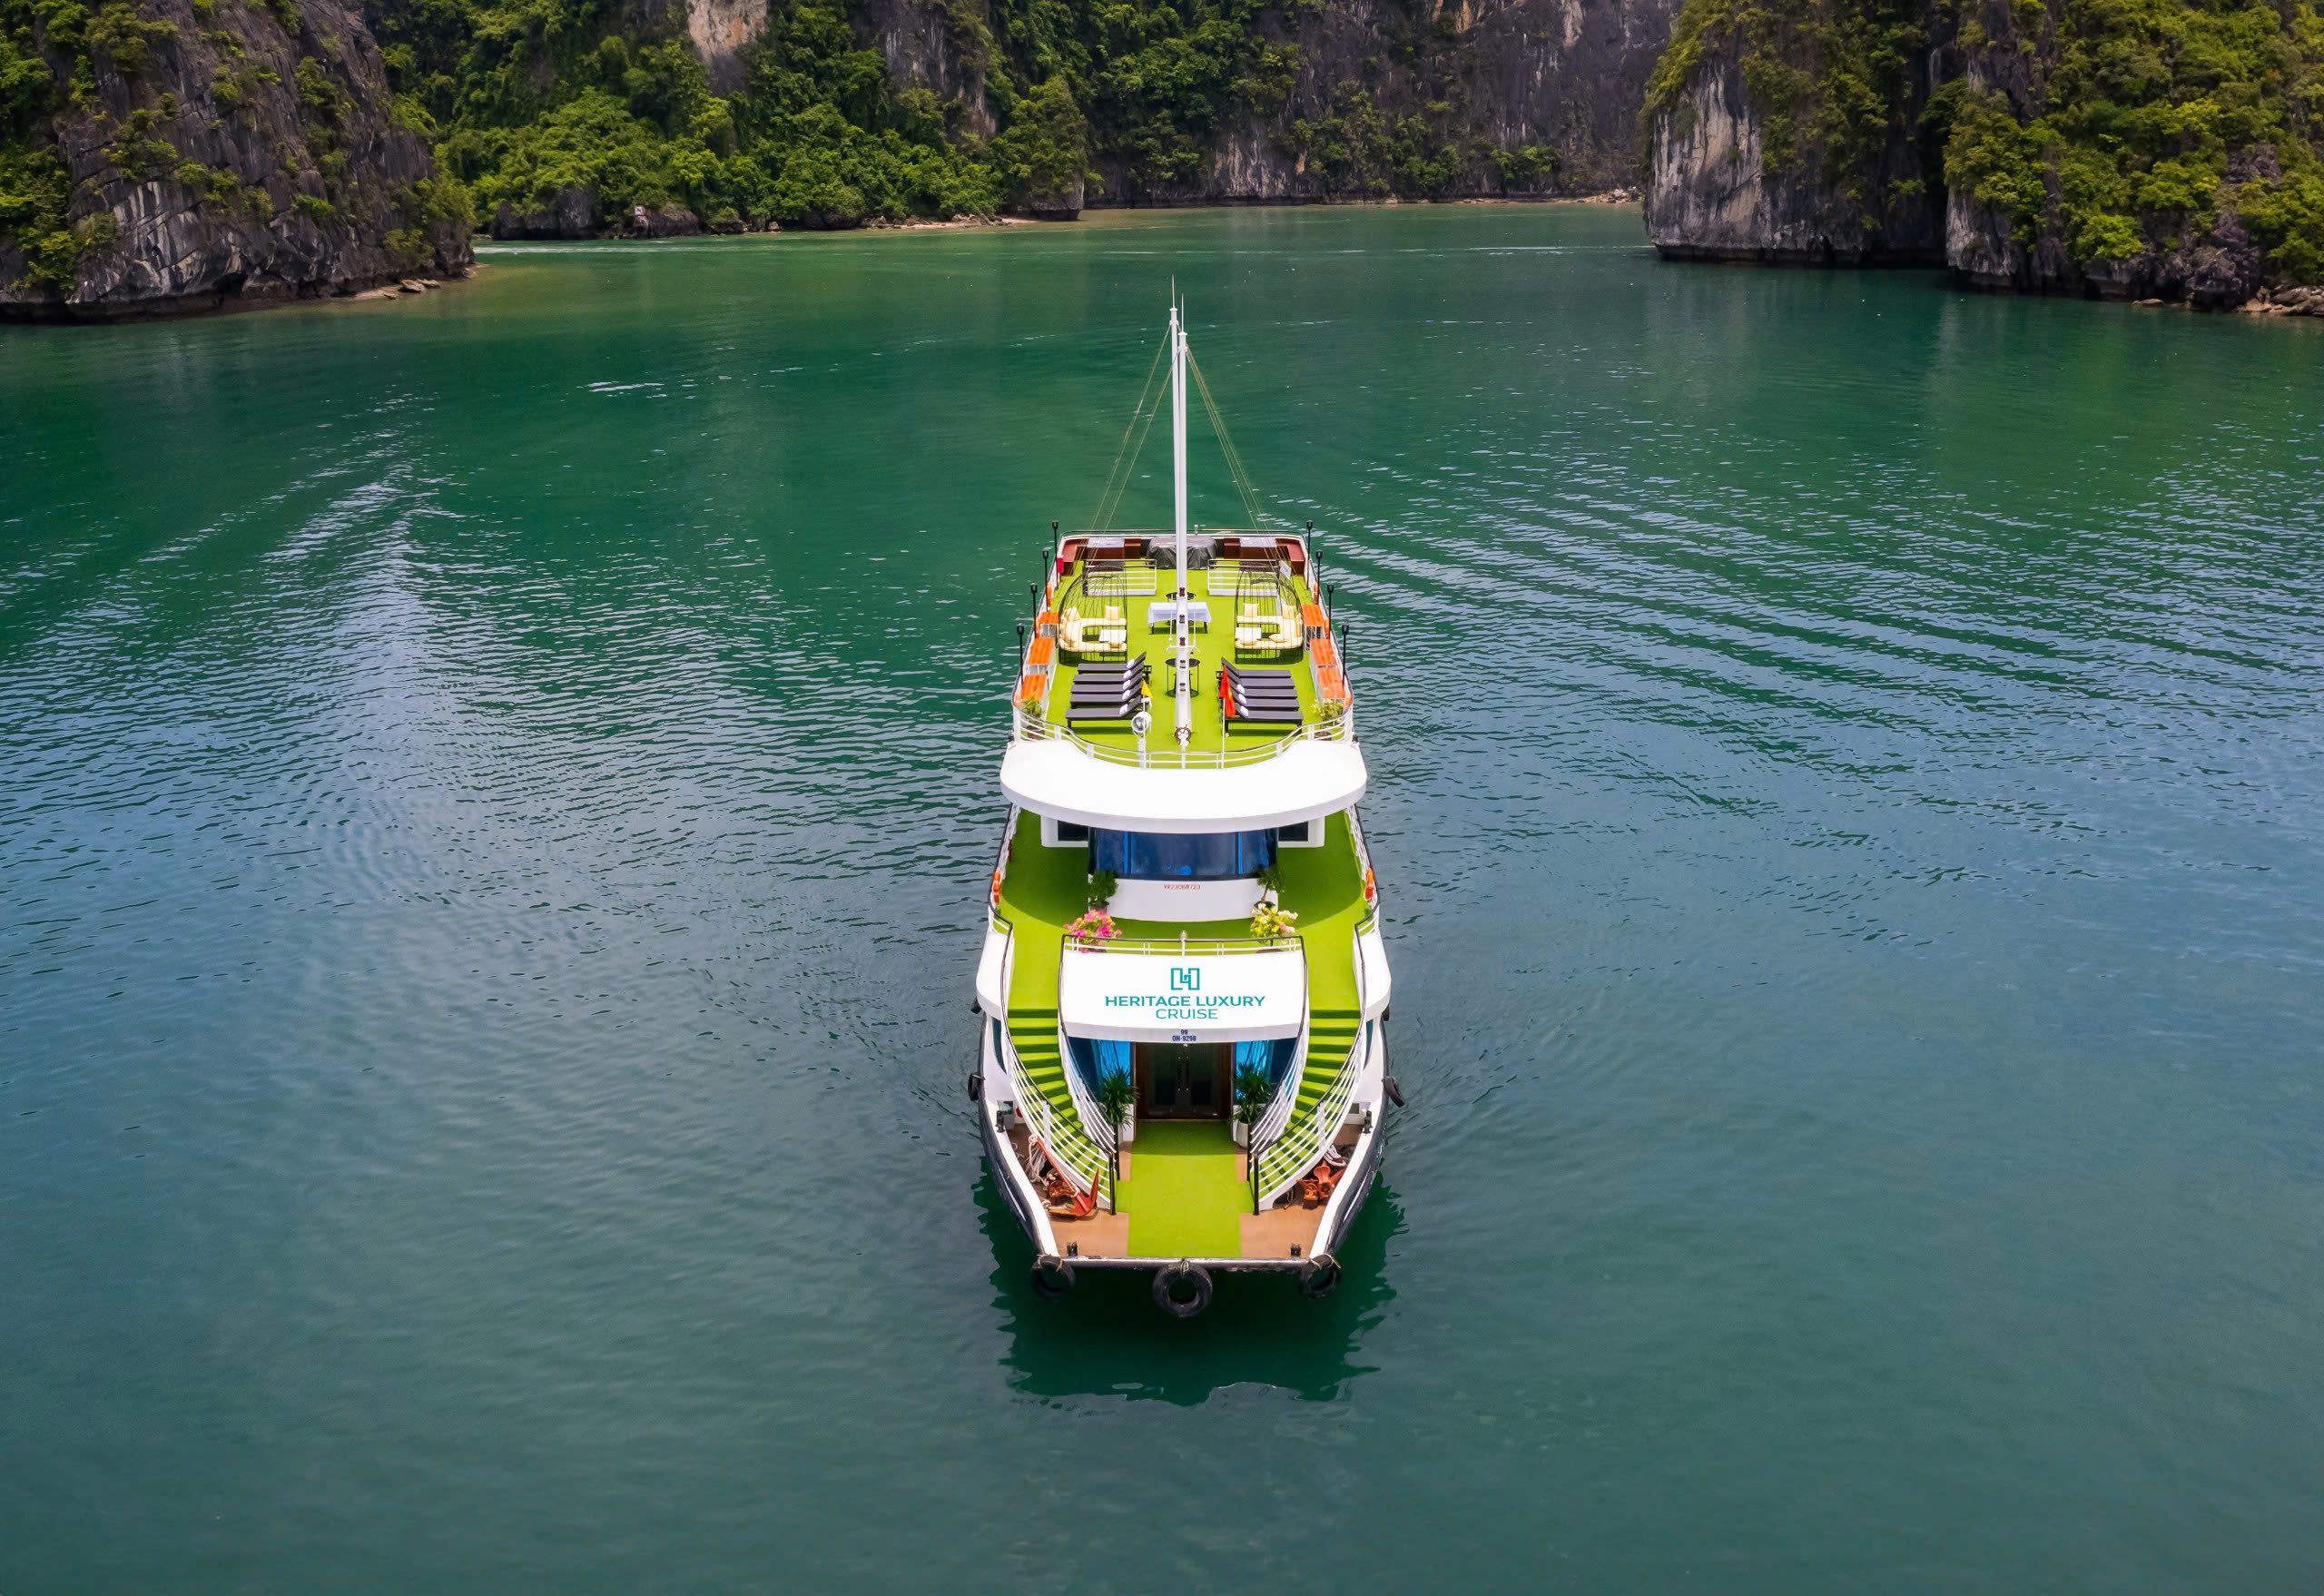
[1648,0,2324,286]
[382,0,1023,227]
[374,0,1560,232]
[1942,0,2324,281]
[1647,0,1931,215]
[369,0,1317,227]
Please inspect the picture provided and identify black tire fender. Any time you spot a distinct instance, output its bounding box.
[1383,1074,1405,1108]
[1151,1260,1214,1319]
[967,1070,982,1100]
[1030,1255,1075,1300]
[1298,1253,1343,1299]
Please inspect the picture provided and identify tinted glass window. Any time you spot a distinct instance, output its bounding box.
[1089,830,1275,879]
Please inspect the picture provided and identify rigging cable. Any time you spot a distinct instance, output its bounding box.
[1089,329,1172,530]
[1185,350,1267,529]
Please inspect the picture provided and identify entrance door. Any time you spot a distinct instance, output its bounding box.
[1137,1043,1228,1118]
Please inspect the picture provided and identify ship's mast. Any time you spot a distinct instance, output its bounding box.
[1170,302,1191,747]
[1171,303,1187,593]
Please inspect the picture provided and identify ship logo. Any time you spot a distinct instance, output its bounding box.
[1170,966,1201,992]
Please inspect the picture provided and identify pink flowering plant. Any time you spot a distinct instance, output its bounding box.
[1066,909,1120,946]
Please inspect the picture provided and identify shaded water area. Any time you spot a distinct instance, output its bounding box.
[5,206,2322,1589]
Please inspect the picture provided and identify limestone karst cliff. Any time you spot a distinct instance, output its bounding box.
[1,0,472,320]
[1641,0,2324,303]
[380,0,1679,241]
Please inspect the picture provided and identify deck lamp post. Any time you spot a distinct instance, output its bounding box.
[1015,623,1026,667]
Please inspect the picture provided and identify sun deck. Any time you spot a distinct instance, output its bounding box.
[1011,532,1354,764]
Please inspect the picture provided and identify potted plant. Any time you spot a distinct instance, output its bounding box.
[1253,862,1283,905]
[1087,870,1118,910]
[1233,1063,1273,1148]
[1248,903,1298,940]
[1098,1069,1134,1189]
[1065,908,1119,946]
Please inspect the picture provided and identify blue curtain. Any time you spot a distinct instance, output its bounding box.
[1089,830,1276,880]
[1067,1036,1132,1094]
[1232,1038,1300,1088]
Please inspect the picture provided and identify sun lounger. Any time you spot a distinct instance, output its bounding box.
[1071,666,1147,697]
[1224,662,1295,685]
[1071,696,1148,718]
[1075,661,1148,685]
[1225,700,1304,725]
[1068,702,1146,724]
[1218,667,1298,707]
[1064,683,1147,711]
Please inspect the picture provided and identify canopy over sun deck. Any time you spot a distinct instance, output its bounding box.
[1000,736,1367,833]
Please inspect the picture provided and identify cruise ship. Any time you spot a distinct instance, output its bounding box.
[970,308,1397,1318]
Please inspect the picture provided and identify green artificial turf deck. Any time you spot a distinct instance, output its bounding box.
[991,733,1375,1205]
[1118,1119,1246,1259]
[1041,566,1317,757]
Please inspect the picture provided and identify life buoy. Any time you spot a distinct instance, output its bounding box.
[990,871,1005,904]
[1298,1252,1342,1299]
[1030,1255,1076,1300]
[1151,1260,1213,1318]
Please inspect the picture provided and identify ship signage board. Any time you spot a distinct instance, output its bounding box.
[1057,950,1305,1042]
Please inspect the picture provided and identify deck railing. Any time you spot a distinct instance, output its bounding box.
[1252,1019,1369,1210]
[1243,995,1308,1155]
[1053,1015,1120,1187]
[1346,803,1383,934]
[990,921,1111,1206]
[1067,932,1301,957]
[1012,703,1352,769]
[1249,939,1372,1211]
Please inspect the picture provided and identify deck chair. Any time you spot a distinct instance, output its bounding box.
[1225,663,1297,688]
[1218,667,1301,722]
[1068,700,1145,724]
[1071,680,1151,713]
[1226,702,1304,727]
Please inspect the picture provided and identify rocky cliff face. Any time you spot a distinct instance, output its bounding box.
[1,0,471,320]
[685,0,767,94]
[0,0,471,320]
[1643,0,2324,302]
[863,0,1681,201]
[1644,34,1936,261]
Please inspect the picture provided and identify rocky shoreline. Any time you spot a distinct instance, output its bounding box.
[478,188,1645,244]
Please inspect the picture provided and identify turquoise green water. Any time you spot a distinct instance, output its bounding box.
[5,206,2323,1589]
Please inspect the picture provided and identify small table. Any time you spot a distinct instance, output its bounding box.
[1147,598,1212,631]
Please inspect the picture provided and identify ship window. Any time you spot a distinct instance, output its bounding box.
[1235,1037,1299,1088]
[1088,829,1275,880]
[1067,1036,1131,1095]
[1275,821,1310,844]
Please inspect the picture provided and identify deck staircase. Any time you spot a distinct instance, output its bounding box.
[1254,1004,1362,1197]
[1004,1006,1108,1188]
